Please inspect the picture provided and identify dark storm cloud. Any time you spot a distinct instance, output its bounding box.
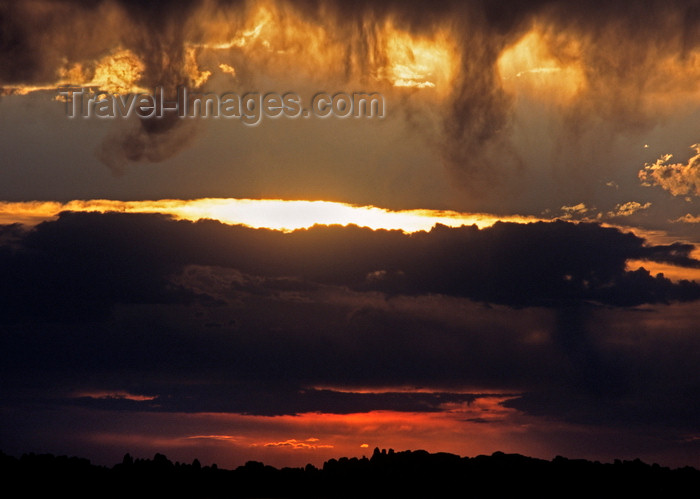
[2,1,698,179]
[0,0,203,84]
[310,0,700,185]
[0,282,546,414]
[0,214,201,322]
[0,212,698,325]
[1,212,699,441]
[0,213,697,375]
[0,0,209,171]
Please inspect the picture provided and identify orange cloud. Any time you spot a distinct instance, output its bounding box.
[263,438,334,450]
[639,144,700,197]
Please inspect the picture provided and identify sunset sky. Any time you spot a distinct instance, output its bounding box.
[1,0,699,470]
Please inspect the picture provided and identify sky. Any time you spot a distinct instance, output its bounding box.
[1,0,699,470]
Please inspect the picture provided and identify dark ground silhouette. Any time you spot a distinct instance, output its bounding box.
[1,447,697,498]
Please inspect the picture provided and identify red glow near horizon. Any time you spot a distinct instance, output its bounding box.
[78,396,547,469]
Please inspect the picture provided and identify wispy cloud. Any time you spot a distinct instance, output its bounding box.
[263,438,334,450]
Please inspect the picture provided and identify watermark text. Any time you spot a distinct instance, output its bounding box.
[58,86,386,124]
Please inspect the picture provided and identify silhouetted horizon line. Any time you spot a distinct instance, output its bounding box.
[2,447,698,472]
[4,447,699,498]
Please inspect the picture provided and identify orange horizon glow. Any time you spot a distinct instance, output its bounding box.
[84,399,535,469]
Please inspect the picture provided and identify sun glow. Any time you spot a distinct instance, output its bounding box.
[0,198,537,232]
[382,23,458,93]
[497,28,585,100]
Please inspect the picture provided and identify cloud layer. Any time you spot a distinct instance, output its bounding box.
[0,213,697,420]
[2,0,699,182]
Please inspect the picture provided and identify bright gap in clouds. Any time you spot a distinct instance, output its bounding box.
[497,28,586,101]
[4,199,698,282]
[0,198,538,232]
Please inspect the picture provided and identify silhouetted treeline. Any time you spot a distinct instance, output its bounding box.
[1,447,698,498]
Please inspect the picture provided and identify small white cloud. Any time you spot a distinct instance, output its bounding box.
[638,143,700,197]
